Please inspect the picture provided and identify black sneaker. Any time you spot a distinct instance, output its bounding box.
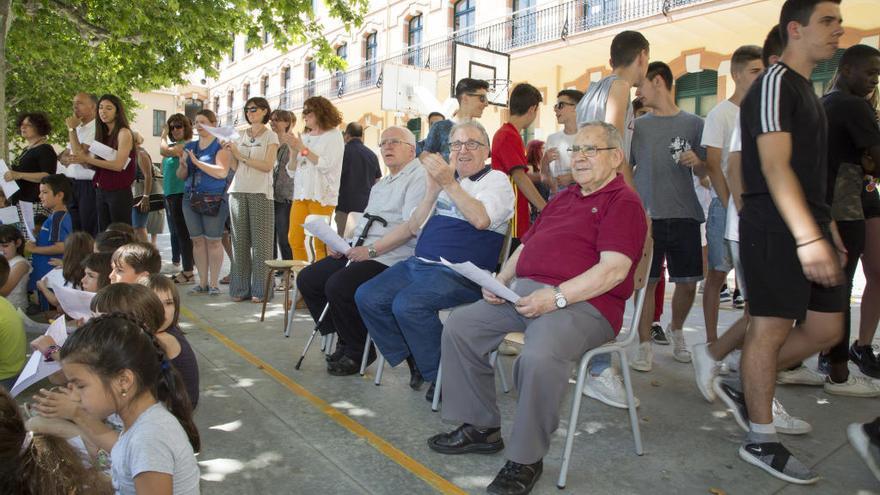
[325,347,345,363]
[487,459,543,495]
[427,424,504,455]
[739,442,820,484]
[327,355,360,376]
[849,343,880,379]
[713,377,749,432]
[650,323,669,345]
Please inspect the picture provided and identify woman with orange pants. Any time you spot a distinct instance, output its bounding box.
[283,96,344,261]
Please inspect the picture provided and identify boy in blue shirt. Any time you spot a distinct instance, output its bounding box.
[27,174,72,308]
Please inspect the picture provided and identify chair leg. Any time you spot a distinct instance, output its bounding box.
[284,282,297,338]
[490,351,510,393]
[557,355,591,489]
[618,349,644,455]
[281,269,291,336]
[259,269,273,321]
[359,336,372,376]
[431,363,442,412]
[374,354,385,386]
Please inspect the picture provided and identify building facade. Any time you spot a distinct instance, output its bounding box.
[139,0,880,156]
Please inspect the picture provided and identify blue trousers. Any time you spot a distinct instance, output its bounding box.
[355,257,481,382]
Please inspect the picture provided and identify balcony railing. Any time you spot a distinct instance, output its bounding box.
[218,0,707,124]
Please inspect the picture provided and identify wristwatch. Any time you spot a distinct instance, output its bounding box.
[367,245,378,258]
[553,286,568,309]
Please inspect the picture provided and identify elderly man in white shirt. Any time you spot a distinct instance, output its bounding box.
[296,126,428,376]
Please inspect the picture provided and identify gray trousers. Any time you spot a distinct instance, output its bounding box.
[440,278,614,465]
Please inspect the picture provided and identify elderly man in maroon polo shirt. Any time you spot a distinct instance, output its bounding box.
[427,121,648,495]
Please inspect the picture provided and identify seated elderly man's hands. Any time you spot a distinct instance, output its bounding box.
[421,153,456,188]
[346,246,370,262]
[482,287,506,305]
[326,245,345,259]
[514,287,557,319]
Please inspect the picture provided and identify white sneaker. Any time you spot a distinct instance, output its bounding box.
[691,343,718,402]
[824,376,880,397]
[582,368,640,409]
[718,361,731,376]
[631,342,653,372]
[671,329,691,363]
[772,398,812,435]
[776,365,825,386]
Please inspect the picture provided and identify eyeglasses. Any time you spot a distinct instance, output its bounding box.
[245,106,262,113]
[567,145,616,158]
[466,93,488,103]
[449,140,487,151]
[169,124,184,130]
[378,138,413,148]
[554,102,576,111]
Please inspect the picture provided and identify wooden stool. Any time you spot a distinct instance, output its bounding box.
[260,259,310,336]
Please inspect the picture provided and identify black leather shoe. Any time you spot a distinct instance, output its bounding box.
[487,459,543,495]
[424,382,441,403]
[325,347,345,363]
[327,355,360,376]
[407,356,425,390]
[427,424,504,455]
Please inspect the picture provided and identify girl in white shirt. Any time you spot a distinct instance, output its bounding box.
[0,225,31,309]
[282,96,344,261]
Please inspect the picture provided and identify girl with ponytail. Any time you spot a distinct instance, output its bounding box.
[58,313,200,495]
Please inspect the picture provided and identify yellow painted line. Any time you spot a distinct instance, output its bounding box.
[180,306,466,495]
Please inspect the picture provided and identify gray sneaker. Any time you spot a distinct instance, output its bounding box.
[739,442,820,484]
[189,285,208,295]
[208,287,221,296]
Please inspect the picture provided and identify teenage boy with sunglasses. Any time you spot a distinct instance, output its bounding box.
[417,78,490,161]
[542,90,584,194]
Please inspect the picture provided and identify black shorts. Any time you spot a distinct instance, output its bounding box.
[862,188,880,219]
[740,220,847,320]
[649,218,703,283]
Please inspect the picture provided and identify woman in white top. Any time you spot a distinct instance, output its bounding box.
[282,96,344,261]
[224,97,279,303]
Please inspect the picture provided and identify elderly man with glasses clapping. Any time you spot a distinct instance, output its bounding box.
[355,121,515,400]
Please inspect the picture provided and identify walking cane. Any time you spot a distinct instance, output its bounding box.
[294,213,388,370]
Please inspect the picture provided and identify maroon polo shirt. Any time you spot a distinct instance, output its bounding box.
[516,174,647,333]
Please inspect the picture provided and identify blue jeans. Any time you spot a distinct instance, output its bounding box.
[355,257,481,382]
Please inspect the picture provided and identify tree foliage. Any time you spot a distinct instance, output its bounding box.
[3,0,367,154]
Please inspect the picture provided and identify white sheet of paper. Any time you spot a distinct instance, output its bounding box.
[87,141,116,161]
[10,316,66,397]
[0,159,20,199]
[54,286,95,321]
[439,257,521,303]
[0,206,18,224]
[18,201,36,241]
[201,125,240,142]
[303,218,351,255]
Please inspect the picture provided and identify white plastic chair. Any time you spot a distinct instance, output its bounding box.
[556,240,652,489]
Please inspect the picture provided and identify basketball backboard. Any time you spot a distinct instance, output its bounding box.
[451,42,511,107]
[380,63,439,115]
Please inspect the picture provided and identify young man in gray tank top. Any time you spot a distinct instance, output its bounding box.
[574,30,650,411]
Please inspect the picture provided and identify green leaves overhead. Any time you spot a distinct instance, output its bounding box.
[4,0,367,150]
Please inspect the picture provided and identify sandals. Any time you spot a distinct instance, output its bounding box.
[172,272,195,285]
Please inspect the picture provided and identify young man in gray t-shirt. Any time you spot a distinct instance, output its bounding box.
[630,61,707,372]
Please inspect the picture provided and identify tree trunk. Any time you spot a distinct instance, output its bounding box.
[0,0,12,161]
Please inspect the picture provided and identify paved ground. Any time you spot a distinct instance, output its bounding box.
[17,233,880,494]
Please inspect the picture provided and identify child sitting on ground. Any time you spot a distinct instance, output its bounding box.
[94,229,135,255]
[145,275,200,408]
[0,257,25,391]
[0,225,31,309]
[80,252,113,293]
[36,231,94,310]
[0,388,112,494]
[60,314,201,494]
[110,242,162,284]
